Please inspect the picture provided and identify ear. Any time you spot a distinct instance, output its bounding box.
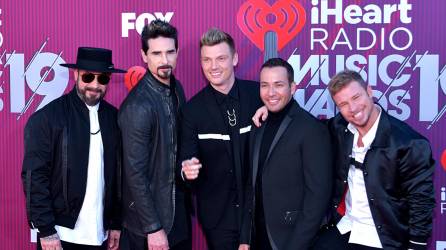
[140,49,148,63]
[232,52,239,67]
[366,85,373,97]
[290,82,297,95]
[73,70,79,82]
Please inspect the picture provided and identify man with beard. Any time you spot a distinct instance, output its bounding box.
[118,20,191,250]
[179,28,262,249]
[22,47,125,250]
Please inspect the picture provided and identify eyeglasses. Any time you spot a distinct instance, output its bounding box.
[81,72,111,85]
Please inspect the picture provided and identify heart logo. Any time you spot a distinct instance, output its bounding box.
[237,0,306,51]
[442,149,446,172]
[124,66,146,91]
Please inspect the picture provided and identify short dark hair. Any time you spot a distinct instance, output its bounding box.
[141,19,178,53]
[200,28,235,54]
[260,58,294,84]
[328,70,367,96]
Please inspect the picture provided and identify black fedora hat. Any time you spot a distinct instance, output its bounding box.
[60,47,126,73]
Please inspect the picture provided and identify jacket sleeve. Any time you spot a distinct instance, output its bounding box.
[119,104,162,234]
[287,123,333,250]
[21,112,57,237]
[399,139,435,247]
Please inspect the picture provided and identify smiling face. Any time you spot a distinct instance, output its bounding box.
[260,66,296,113]
[332,80,378,133]
[74,70,108,106]
[200,42,238,92]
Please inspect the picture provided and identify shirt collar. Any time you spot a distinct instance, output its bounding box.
[85,102,100,112]
[347,104,382,147]
[212,80,239,104]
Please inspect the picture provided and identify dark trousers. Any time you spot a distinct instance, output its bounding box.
[312,226,381,250]
[203,227,239,250]
[36,236,106,250]
[202,194,240,250]
[119,227,191,250]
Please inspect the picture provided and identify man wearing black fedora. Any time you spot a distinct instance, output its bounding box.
[22,47,126,250]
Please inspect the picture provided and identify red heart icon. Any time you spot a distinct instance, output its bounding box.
[441,149,446,172]
[237,0,306,51]
[124,66,146,91]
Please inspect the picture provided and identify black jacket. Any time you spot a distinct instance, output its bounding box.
[178,79,262,229]
[328,109,435,249]
[241,102,333,250]
[118,71,187,242]
[21,88,121,237]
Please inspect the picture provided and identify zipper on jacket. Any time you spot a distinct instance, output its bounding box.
[165,92,176,233]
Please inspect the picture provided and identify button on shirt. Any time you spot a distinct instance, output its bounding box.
[337,105,382,248]
[55,102,106,245]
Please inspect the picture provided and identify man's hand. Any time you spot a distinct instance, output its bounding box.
[40,233,62,250]
[239,244,250,250]
[252,105,268,127]
[147,229,169,250]
[181,157,202,180]
[108,230,120,250]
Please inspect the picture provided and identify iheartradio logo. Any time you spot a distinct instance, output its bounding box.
[124,66,146,91]
[237,0,306,52]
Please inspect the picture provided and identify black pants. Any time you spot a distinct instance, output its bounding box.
[203,227,239,250]
[312,226,381,250]
[119,228,191,250]
[36,236,106,250]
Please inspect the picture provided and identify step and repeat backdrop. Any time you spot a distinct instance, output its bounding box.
[0,0,445,249]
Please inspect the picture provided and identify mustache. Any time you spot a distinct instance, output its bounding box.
[85,87,103,93]
[157,65,173,70]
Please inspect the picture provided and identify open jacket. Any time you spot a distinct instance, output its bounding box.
[328,109,435,249]
[118,71,187,240]
[22,88,121,237]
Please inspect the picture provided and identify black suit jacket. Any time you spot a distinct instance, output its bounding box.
[328,108,435,249]
[22,88,121,237]
[242,101,333,250]
[178,79,262,229]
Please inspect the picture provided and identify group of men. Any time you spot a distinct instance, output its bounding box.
[21,19,435,250]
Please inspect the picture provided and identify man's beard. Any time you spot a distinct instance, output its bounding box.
[156,65,173,80]
[76,84,106,106]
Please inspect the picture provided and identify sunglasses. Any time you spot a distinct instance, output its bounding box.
[81,72,111,85]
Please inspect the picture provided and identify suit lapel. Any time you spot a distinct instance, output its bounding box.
[341,129,354,175]
[264,114,293,165]
[98,104,112,185]
[370,109,390,148]
[237,80,251,127]
[252,124,265,187]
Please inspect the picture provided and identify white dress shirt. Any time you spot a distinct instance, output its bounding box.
[337,105,383,248]
[55,102,107,245]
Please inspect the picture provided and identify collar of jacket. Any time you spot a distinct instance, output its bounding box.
[69,87,89,123]
[335,103,390,149]
[144,69,177,94]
